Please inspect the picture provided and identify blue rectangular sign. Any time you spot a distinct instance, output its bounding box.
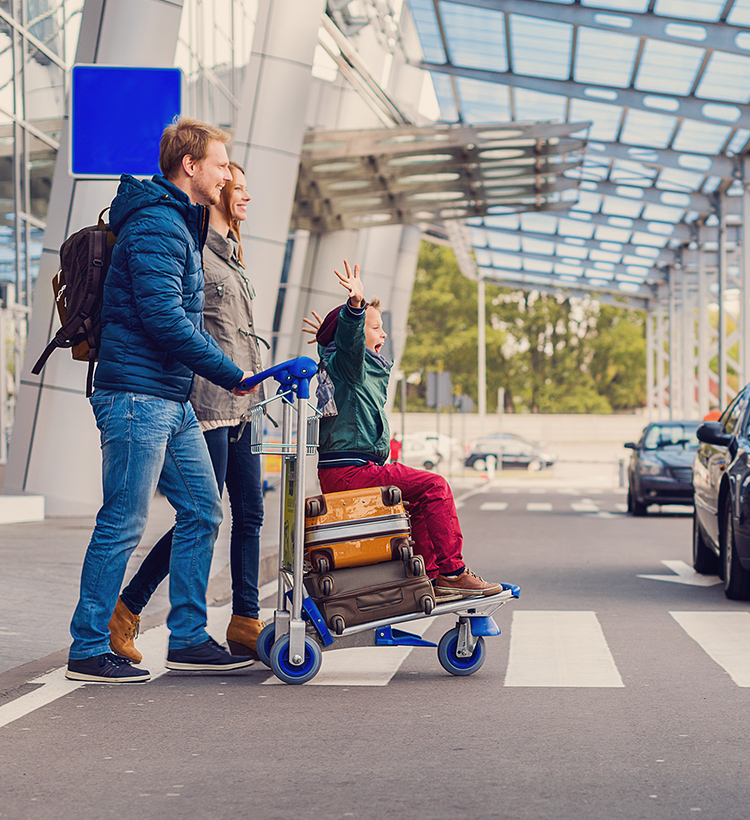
[70,65,182,178]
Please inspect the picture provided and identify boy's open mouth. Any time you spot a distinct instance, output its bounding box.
[375,344,382,353]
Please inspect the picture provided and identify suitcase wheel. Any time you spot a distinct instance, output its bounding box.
[310,551,332,573]
[321,577,333,597]
[420,595,434,615]
[394,541,412,562]
[331,615,346,635]
[381,486,402,506]
[409,555,425,577]
[305,496,326,517]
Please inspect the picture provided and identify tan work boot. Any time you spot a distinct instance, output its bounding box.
[108,598,142,663]
[434,568,504,599]
[226,615,266,659]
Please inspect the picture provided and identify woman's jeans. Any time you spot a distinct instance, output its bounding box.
[69,392,223,659]
[121,421,264,619]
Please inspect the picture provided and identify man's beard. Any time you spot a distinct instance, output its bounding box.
[193,174,222,207]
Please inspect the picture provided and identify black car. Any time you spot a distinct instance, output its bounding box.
[693,386,750,599]
[464,434,556,471]
[624,420,700,515]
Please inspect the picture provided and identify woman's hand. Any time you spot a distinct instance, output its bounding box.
[302,309,323,344]
[334,260,364,307]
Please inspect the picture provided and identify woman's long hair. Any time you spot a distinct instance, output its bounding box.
[218,160,245,264]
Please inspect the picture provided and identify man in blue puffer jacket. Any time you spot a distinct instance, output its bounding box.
[67,118,256,683]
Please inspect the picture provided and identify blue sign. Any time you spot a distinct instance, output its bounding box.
[70,65,182,178]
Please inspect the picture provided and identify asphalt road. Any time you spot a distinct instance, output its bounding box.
[3,482,750,820]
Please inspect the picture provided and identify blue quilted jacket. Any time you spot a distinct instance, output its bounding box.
[93,174,244,402]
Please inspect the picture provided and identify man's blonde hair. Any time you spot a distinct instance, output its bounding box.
[159,117,230,181]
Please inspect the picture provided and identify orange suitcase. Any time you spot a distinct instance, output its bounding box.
[304,486,412,572]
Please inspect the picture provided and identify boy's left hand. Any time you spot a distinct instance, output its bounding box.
[334,260,364,307]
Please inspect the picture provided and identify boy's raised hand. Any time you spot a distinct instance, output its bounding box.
[334,260,364,307]
[302,309,323,344]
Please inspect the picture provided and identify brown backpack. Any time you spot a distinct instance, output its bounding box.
[32,208,116,396]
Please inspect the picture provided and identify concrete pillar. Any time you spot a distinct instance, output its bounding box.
[3,0,185,514]
[645,307,654,422]
[233,0,326,352]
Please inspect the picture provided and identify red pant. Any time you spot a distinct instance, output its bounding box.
[317,462,465,578]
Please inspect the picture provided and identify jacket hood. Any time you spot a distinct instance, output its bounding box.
[110,174,193,234]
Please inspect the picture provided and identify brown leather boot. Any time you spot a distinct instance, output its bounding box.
[226,615,266,659]
[108,598,142,663]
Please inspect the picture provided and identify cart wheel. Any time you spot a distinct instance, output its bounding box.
[421,595,434,615]
[256,623,277,668]
[321,577,333,597]
[409,556,425,577]
[331,615,345,635]
[317,556,330,574]
[437,628,486,676]
[269,635,322,685]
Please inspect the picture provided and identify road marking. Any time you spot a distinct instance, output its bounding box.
[262,618,436,686]
[638,560,721,587]
[671,612,750,686]
[480,502,508,511]
[571,500,599,512]
[526,502,553,512]
[505,611,624,688]
[615,503,628,513]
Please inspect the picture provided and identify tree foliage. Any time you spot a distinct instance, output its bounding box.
[398,242,646,414]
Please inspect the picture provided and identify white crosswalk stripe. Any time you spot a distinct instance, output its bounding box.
[480,501,508,511]
[504,611,624,688]
[526,502,553,511]
[671,612,750,687]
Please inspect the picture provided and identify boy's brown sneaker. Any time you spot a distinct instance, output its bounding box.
[108,597,142,663]
[434,568,504,598]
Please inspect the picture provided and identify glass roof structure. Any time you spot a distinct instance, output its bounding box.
[292,120,586,232]
[407,0,750,304]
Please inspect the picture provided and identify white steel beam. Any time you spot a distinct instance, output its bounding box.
[451,0,750,59]
[421,61,750,131]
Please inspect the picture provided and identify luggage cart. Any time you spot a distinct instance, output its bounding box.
[241,357,520,685]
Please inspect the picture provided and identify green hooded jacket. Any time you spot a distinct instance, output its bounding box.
[318,303,392,468]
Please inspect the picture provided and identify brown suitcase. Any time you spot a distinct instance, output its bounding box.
[305,556,435,634]
[304,486,412,572]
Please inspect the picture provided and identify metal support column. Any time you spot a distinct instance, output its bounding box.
[698,248,711,417]
[477,273,486,436]
[645,307,655,422]
[717,194,728,408]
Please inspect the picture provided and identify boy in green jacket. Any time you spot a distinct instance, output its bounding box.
[305,261,502,599]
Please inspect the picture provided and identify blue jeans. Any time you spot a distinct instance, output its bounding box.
[69,391,223,659]
[121,422,264,618]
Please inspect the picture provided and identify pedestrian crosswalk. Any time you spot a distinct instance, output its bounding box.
[472,491,689,517]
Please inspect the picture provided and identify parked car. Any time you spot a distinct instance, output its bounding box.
[624,420,700,516]
[693,385,750,599]
[464,434,556,471]
[399,432,459,470]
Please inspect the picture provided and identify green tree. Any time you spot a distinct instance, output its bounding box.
[399,241,647,414]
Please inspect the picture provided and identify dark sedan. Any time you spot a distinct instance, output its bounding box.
[624,420,700,515]
[693,385,750,599]
[464,434,556,471]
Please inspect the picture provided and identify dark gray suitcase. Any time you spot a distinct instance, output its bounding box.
[305,556,435,634]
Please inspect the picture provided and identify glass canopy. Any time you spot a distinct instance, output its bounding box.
[407,0,750,302]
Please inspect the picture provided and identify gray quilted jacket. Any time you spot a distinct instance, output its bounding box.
[190,226,265,425]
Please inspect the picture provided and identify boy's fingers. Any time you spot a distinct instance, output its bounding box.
[311,310,323,322]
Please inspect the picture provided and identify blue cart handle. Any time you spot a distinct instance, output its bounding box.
[239,356,318,400]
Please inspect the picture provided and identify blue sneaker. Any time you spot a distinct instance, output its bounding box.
[165,637,254,671]
[66,652,150,683]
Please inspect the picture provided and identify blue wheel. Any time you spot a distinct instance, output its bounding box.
[269,635,322,685]
[256,623,277,668]
[437,627,486,676]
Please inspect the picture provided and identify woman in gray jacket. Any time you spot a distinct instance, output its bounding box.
[109,162,269,660]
